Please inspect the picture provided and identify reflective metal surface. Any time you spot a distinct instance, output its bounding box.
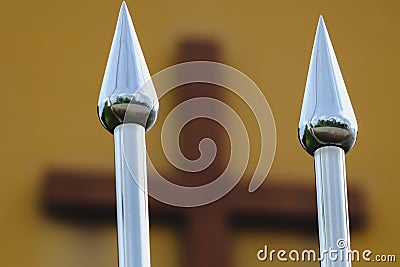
[114,124,150,267]
[97,3,157,267]
[298,16,357,155]
[315,146,351,267]
[98,2,158,134]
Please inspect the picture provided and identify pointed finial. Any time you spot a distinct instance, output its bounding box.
[98,2,159,134]
[298,16,357,155]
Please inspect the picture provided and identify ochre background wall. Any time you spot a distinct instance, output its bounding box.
[1,0,399,266]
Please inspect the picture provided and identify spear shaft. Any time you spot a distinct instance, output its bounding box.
[114,124,150,267]
[315,146,351,266]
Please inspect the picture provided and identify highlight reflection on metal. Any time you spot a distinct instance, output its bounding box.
[298,16,357,155]
[299,16,357,267]
[98,1,158,133]
[97,2,157,267]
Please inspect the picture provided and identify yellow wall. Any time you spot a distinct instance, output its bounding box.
[1,0,399,266]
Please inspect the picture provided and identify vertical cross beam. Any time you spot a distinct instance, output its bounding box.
[175,39,230,267]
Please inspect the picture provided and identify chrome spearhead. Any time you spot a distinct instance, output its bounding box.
[299,16,357,155]
[98,1,158,134]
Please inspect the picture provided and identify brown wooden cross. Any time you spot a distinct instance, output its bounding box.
[41,40,366,267]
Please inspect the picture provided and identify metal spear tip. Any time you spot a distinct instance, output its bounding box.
[98,1,159,134]
[298,16,357,155]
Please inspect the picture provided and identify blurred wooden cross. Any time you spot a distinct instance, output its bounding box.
[42,40,366,267]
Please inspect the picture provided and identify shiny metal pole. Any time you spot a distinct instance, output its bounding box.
[97,2,159,267]
[299,16,358,267]
[314,146,350,267]
[114,124,150,267]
